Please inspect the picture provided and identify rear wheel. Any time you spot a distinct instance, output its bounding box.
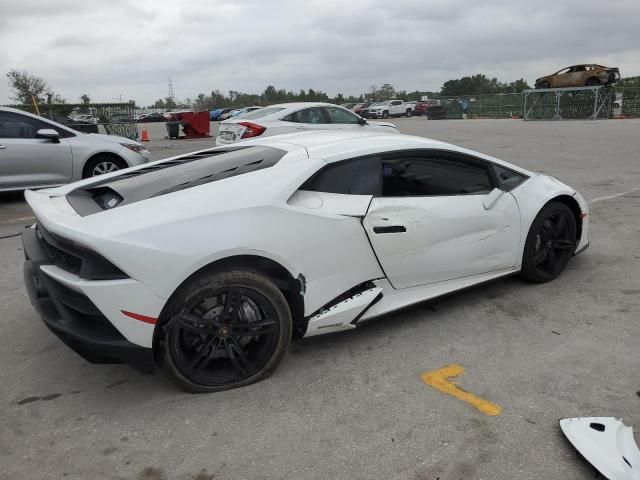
[520,202,576,283]
[405,109,412,117]
[82,155,127,178]
[159,270,292,393]
[585,77,600,86]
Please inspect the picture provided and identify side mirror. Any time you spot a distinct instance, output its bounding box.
[483,187,504,210]
[358,117,368,126]
[36,129,60,143]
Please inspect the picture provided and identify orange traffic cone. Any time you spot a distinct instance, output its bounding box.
[140,127,150,142]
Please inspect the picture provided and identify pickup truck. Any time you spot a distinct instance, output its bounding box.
[366,100,414,119]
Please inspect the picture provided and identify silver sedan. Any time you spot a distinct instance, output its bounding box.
[0,107,151,191]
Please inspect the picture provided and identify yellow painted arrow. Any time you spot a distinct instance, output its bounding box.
[421,363,502,416]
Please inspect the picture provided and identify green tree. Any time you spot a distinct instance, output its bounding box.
[618,76,640,88]
[6,69,51,104]
[377,83,396,100]
[80,94,91,105]
[507,78,530,92]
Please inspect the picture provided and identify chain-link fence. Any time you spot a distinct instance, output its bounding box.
[522,86,616,120]
[614,87,640,117]
[435,94,523,119]
[436,87,639,120]
[5,102,138,139]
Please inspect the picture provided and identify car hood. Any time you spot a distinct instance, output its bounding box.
[367,120,397,129]
[85,133,139,145]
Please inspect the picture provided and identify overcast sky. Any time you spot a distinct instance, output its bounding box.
[1,0,638,106]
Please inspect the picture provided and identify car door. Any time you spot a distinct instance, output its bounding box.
[362,150,521,289]
[563,66,587,87]
[322,106,368,132]
[553,67,573,87]
[0,111,73,189]
[286,107,331,132]
[389,100,403,116]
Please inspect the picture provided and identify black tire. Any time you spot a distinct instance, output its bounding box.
[520,202,577,283]
[82,154,127,178]
[382,110,389,119]
[585,77,600,87]
[159,270,292,393]
[405,109,412,117]
[536,81,550,89]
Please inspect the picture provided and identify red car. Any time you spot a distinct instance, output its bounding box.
[353,102,372,116]
[412,101,439,116]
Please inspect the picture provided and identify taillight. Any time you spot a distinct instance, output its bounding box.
[239,122,266,139]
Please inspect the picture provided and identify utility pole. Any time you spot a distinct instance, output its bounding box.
[168,77,175,103]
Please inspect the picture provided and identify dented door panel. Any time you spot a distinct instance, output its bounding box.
[363,193,521,289]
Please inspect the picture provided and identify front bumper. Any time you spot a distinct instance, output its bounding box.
[22,227,158,373]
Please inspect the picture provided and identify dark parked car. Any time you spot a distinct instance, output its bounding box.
[139,112,166,123]
[424,105,448,120]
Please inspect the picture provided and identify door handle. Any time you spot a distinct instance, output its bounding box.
[373,225,406,234]
[0,145,6,150]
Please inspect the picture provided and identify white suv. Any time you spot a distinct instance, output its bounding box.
[0,107,151,191]
[367,100,414,119]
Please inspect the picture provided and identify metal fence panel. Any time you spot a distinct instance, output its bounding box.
[523,86,615,120]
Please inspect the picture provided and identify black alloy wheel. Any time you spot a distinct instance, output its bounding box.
[160,271,291,392]
[521,202,577,283]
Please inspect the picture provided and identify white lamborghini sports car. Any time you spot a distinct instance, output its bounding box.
[22,131,589,392]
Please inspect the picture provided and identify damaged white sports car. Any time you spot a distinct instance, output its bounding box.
[23,131,589,392]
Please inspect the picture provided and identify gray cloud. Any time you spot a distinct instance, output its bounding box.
[1,0,638,105]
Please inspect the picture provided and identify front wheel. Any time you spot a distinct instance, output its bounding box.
[159,270,292,392]
[82,155,127,178]
[520,202,577,283]
[382,110,389,119]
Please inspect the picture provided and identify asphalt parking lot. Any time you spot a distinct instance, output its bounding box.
[2,118,640,480]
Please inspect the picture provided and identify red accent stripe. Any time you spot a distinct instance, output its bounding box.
[121,310,158,325]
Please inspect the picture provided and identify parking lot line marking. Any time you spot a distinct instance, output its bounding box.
[589,186,640,205]
[421,364,502,416]
[0,215,34,225]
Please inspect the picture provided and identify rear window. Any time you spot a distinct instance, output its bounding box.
[236,107,284,120]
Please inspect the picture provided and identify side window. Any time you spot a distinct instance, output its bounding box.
[391,100,402,106]
[294,108,326,124]
[324,106,360,124]
[494,165,528,191]
[0,111,47,139]
[557,67,571,75]
[0,111,74,139]
[381,152,493,197]
[301,156,381,195]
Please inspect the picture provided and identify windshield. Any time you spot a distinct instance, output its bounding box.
[235,107,282,120]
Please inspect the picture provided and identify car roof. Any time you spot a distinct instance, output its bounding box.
[243,130,531,174]
[0,106,76,133]
[223,102,351,123]
[247,130,449,160]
